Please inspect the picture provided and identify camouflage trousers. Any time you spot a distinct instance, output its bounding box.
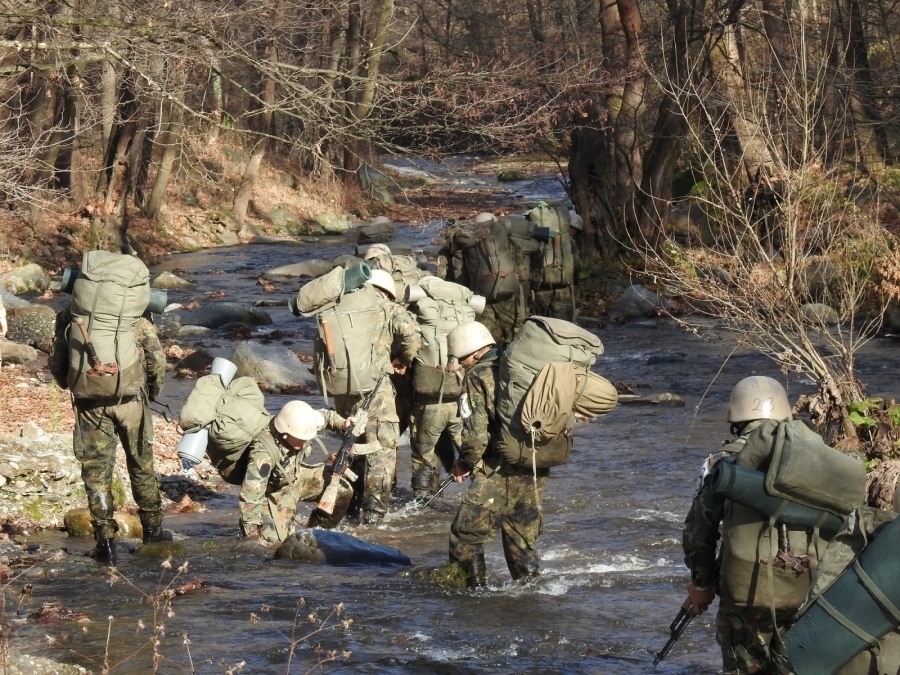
[532,285,576,322]
[73,396,161,541]
[334,383,400,524]
[409,401,462,497]
[449,459,548,585]
[479,294,523,348]
[258,464,353,543]
[716,605,796,675]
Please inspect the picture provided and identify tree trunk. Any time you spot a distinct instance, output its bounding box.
[233,42,276,224]
[353,0,395,122]
[342,0,364,174]
[144,76,186,219]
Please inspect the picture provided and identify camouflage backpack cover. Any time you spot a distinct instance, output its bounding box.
[495,317,604,468]
[448,219,519,301]
[67,250,150,399]
[179,373,273,485]
[527,203,575,288]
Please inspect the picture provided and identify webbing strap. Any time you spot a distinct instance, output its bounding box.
[818,596,880,646]
[853,560,900,625]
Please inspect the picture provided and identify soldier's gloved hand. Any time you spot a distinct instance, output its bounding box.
[392,359,408,375]
[450,458,471,483]
[687,582,715,616]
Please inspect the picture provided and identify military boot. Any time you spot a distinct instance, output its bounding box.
[463,551,487,588]
[142,526,166,544]
[94,538,117,565]
[360,509,385,526]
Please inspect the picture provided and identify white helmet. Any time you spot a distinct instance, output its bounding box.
[725,376,792,423]
[274,401,324,441]
[363,243,392,261]
[448,321,495,359]
[474,212,496,224]
[367,268,397,299]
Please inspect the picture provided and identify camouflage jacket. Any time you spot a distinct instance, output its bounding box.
[374,296,421,371]
[239,415,342,529]
[49,307,166,400]
[681,421,763,589]
[457,349,500,469]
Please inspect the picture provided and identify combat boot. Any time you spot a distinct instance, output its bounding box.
[94,538,117,565]
[464,552,487,589]
[360,510,384,526]
[142,525,166,544]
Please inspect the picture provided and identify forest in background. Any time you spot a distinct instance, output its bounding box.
[5,0,900,459]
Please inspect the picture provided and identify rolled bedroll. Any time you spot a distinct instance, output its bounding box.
[785,514,900,674]
[711,463,846,540]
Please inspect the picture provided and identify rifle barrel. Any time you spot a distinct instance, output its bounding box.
[422,475,454,508]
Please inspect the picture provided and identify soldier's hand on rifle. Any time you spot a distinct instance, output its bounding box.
[392,359,407,375]
[451,458,471,483]
[686,582,715,616]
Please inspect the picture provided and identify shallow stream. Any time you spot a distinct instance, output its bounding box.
[9,171,900,673]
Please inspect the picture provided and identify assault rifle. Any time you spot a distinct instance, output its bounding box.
[653,598,694,667]
[421,475,454,508]
[316,375,386,515]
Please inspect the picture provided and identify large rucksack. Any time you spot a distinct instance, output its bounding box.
[448,219,519,301]
[500,214,543,288]
[179,373,273,485]
[495,317,605,468]
[311,284,385,399]
[67,251,150,399]
[527,203,575,288]
[409,277,476,400]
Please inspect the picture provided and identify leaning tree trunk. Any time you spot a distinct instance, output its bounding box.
[96,75,143,252]
[233,42,276,224]
[144,76,186,219]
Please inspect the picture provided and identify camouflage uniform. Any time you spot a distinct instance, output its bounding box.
[448,350,547,586]
[50,309,166,542]
[409,401,462,497]
[239,418,352,543]
[331,296,420,524]
[682,420,796,675]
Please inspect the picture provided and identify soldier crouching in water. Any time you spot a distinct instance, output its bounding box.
[682,376,849,674]
[239,401,360,543]
[445,321,545,587]
[50,308,167,564]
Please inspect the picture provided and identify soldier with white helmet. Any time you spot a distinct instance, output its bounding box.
[681,376,841,674]
[239,400,358,542]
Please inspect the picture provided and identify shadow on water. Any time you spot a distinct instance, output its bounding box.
[12,210,900,673]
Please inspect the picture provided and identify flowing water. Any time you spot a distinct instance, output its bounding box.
[9,170,900,673]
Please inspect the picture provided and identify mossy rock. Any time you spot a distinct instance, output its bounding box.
[497,170,530,182]
[63,508,143,538]
[404,563,468,589]
[138,541,187,558]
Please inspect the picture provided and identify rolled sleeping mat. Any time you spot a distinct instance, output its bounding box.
[177,358,237,470]
[342,261,372,292]
[533,226,557,242]
[711,463,846,540]
[405,284,427,304]
[469,294,486,316]
[785,514,900,674]
[147,289,168,314]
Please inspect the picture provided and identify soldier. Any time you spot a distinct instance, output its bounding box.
[682,376,845,674]
[330,269,421,525]
[446,321,545,587]
[239,400,356,543]
[50,308,167,564]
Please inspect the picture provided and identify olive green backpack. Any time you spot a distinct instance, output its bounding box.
[67,251,150,399]
[527,203,575,288]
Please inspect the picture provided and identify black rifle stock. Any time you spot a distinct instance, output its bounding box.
[653,598,694,667]
[316,375,386,515]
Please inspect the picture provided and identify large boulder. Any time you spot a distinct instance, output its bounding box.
[152,271,194,290]
[6,305,56,345]
[608,284,673,322]
[0,289,31,309]
[313,212,354,235]
[0,264,51,295]
[266,207,304,235]
[0,341,38,364]
[275,529,411,566]
[154,311,182,339]
[230,342,316,389]
[801,302,840,326]
[177,302,273,329]
[263,260,333,279]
